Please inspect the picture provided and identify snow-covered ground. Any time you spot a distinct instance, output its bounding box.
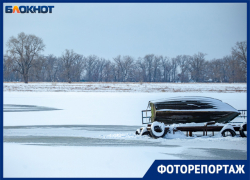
[3,83,247,178]
[4,82,246,93]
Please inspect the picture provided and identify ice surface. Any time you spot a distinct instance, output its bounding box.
[4,124,247,178]
[3,92,246,126]
[4,143,177,178]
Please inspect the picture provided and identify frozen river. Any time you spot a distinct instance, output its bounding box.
[4,124,247,177]
[3,90,247,177]
[4,125,247,160]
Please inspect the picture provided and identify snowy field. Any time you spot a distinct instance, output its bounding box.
[4,82,246,93]
[3,83,247,178]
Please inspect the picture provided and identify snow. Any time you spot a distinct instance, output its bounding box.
[164,130,191,139]
[220,124,236,133]
[3,83,247,177]
[163,122,244,128]
[4,143,177,178]
[151,96,239,112]
[3,92,246,126]
[4,82,246,93]
[4,124,247,177]
[140,126,148,135]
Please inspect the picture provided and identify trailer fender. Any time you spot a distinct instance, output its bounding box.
[220,124,236,137]
[150,122,165,138]
[239,123,247,137]
[140,126,150,136]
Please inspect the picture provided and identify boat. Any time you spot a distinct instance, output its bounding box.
[145,96,240,124]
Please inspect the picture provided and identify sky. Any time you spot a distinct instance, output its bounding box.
[3,3,247,61]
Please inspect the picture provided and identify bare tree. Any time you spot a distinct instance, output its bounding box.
[113,55,124,82]
[101,59,118,82]
[143,54,154,82]
[189,52,206,82]
[29,55,47,82]
[152,56,161,82]
[3,55,21,82]
[217,58,229,82]
[226,55,245,82]
[84,55,99,81]
[176,55,191,82]
[44,55,59,82]
[207,59,222,82]
[136,57,147,82]
[161,56,172,82]
[171,57,178,82]
[4,35,247,83]
[114,55,134,82]
[61,49,83,83]
[6,32,45,83]
[232,41,247,81]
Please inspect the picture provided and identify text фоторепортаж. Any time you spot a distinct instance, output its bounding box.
[157,164,245,174]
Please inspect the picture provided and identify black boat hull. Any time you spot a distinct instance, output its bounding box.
[155,111,240,124]
[148,96,241,124]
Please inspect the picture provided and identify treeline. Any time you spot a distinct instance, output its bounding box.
[4,32,247,83]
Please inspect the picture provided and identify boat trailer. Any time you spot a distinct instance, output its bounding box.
[136,110,247,138]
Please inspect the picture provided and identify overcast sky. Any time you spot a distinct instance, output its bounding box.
[4,3,247,60]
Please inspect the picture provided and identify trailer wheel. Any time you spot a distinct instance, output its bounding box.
[239,124,247,137]
[150,122,165,138]
[221,129,236,137]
